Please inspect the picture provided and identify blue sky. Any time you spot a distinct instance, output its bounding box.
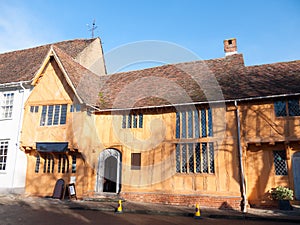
[0,0,299,71]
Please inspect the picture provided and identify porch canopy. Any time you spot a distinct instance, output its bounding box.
[36,142,68,153]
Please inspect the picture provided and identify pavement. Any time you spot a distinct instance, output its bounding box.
[1,194,300,223]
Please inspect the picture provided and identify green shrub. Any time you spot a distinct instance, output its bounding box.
[270,186,294,200]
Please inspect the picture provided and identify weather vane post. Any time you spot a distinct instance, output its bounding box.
[87,19,98,38]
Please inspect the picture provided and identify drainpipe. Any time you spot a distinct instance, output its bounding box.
[11,82,26,193]
[234,100,247,212]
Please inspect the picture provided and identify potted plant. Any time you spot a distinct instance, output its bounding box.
[270,186,294,210]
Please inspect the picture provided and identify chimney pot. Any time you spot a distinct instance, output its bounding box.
[224,38,237,56]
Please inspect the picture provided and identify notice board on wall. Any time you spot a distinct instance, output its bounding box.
[67,183,77,200]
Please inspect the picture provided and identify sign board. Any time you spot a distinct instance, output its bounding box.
[68,183,77,200]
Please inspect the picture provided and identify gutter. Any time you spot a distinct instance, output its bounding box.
[234,100,247,212]
[0,80,31,88]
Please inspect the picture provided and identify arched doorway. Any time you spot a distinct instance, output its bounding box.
[292,152,300,200]
[96,149,121,193]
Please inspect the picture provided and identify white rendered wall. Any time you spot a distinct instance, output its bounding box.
[0,86,31,194]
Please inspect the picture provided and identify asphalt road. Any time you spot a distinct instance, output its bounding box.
[0,203,297,225]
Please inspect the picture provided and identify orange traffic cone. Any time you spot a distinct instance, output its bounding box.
[194,203,201,219]
[115,200,123,214]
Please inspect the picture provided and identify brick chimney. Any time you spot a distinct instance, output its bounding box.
[224,38,237,56]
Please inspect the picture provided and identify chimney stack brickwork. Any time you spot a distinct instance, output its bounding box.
[224,38,237,56]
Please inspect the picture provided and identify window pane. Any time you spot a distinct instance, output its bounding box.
[30,106,34,113]
[139,114,143,128]
[188,143,194,173]
[188,111,193,138]
[176,112,180,139]
[47,105,54,125]
[131,153,141,170]
[0,141,8,171]
[75,104,81,112]
[72,155,76,173]
[181,112,186,138]
[127,114,132,128]
[209,142,215,173]
[194,110,200,138]
[274,101,287,117]
[35,155,40,173]
[133,114,137,128]
[195,143,201,173]
[122,115,126,128]
[53,105,60,125]
[40,106,47,126]
[202,143,208,173]
[176,144,181,173]
[58,155,62,173]
[181,144,187,172]
[208,108,213,137]
[288,99,300,116]
[60,104,67,124]
[201,109,207,137]
[1,92,14,119]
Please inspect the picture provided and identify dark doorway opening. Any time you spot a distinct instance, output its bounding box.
[103,156,117,192]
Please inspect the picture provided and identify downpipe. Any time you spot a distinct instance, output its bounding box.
[234,100,247,212]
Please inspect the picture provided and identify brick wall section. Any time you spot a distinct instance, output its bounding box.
[120,192,242,210]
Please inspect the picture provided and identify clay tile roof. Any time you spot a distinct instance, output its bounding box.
[51,45,101,104]
[242,60,300,98]
[93,54,300,110]
[0,38,96,84]
[95,54,247,109]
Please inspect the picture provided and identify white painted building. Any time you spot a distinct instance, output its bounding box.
[0,82,31,193]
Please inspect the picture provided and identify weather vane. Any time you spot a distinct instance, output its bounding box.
[87,19,98,38]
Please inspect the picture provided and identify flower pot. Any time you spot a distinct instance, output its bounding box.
[278,200,293,210]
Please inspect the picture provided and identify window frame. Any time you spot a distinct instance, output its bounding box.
[131,153,141,170]
[122,113,143,129]
[176,142,215,174]
[39,104,67,126]
[0,92,14,119]
[176,108,213,139]
[274,99,300,117]
[273,150,288,176]
[0,140,9,171]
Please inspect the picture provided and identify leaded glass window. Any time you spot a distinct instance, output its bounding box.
[273,150,288,176]
[40,104,67,126]
[274,99,300,117]
[43,154,54,173]
[176,108,213,139]
[175,142,215,174]
[288,99,300,116]
[122,113,143,128]
[201,109,207,137]
[181,112,186,138]
[176,144,181,173]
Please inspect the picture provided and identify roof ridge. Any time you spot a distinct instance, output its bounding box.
[106,53,245,77]
[246,59,300,69]
[0,38,97,56]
